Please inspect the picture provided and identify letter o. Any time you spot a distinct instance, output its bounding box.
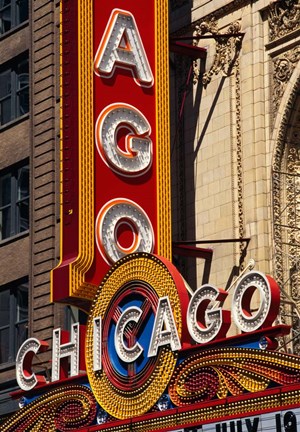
[95,198,154,265]
[232,271,280,332]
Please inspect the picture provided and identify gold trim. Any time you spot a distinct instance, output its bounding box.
[3,384,300,431]
[0,385,96,431]
[50,1,64,303]
[70,0,95,299]
[86,254,183,419]
[85,387,300,431]
[156,0,172,261]
[51,0,96,302]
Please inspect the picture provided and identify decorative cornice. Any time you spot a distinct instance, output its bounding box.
[272,70,300,351]
[171,0,250,38]
[193,19,242,87]
[272,47,300,121]
[268,0,300,42]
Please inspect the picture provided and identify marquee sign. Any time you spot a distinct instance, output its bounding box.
[4,254,300,431]
[51,0,171,302]
[161,408,300,431]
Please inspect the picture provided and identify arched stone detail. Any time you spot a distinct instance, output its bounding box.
[272,60,300,352]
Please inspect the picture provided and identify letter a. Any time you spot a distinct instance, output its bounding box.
[148,297,181,357]
[94,9,154,87]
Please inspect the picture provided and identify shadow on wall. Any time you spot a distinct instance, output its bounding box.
[170,6,245,289]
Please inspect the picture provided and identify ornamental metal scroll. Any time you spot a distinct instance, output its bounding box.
[193,18,243,87]
[1,385,97,432]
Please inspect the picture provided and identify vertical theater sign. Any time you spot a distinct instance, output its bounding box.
[3,1,300,432]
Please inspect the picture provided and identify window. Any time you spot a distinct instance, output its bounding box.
[0,55,29,126]
[65,306,88,330]
[0,162,29,241]
[0,278,28,364]
[0,0,29,35]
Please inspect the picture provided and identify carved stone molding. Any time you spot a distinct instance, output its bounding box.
[193,18,242,87]
[230,60,245,268]
[272,73,300,352]
[268,0,300,42]
[272,47,300,121]
[286,147,300,300]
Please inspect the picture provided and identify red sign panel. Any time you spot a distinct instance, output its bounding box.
[51,0,171,303]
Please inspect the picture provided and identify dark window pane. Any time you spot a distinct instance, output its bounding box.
[17,165,29,199]
[15,322,27,350]
[0,206,11,239]
[17,61,29,116]
[0,96,12,124]
[18,0,28,23]
[0,0,28,34]
[17,86,29,116]
[0,57,28,124]
[0,1,11,7]
[0,70,11,98]
[17,199,29,232]
[18,74,29,89]
[0,5,11,35]
[17,59,28,77]
[0,162,29,239]
[0,327,9,363]
[17,283,28,321]
[0,279,28,365]
[0,289,9,326]
[0,173,11,206]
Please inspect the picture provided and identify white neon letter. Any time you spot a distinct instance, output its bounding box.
[94,9,154,87]
[95,198,154,265]
[115,306,143,363]
[148,297,181,357]
[95,103,152,177]
[93,317,102,372]
[232,271,280,332]
[187,285,230,344]
[16,338,48,391]
[51,323,81,382]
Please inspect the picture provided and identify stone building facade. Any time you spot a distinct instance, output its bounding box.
[0,0,299,424]
[170,0,300,349]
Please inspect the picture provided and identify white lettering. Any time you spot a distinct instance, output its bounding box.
[232,271,279,332]
[94,9,154,86]
[115,306,144,362]
[93,317,102,372]
[187,285,230,344]
[51,323,81,382]
[148,297,181,357]
[95,103,152,177]
[16,338,48,391]
[95,198,154,265]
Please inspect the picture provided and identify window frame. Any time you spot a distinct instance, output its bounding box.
[0,277,29,366]
[0,160,29,242]
[0,54,29,127]
[0,0,29,36]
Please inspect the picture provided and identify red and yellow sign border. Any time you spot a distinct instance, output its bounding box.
[51,0,171,303]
